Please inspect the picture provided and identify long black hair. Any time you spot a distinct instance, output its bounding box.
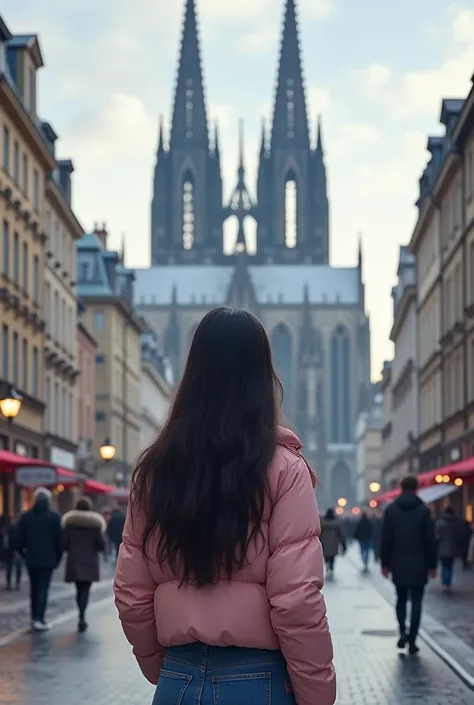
[132,307,282,587]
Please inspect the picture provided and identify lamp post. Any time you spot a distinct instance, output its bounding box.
[100,438,116,462]
[99,437,116,488]
[0,386,23,520]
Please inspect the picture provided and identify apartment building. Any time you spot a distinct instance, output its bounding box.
[43,128,83,470]
[0,26,54,458]
[76,227,146,486]
[410,84,474,470]
[381,246,419,488]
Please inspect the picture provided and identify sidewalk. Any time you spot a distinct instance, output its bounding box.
[347,544,474,687]
[1,554,473,704]
[0,558,116,644]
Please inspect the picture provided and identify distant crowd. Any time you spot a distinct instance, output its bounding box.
[0,489,126,632]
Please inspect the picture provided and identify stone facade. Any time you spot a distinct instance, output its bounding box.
[136,0,372,509]
[140,330,171,451]
[381,246,419,489]
[355,393,383,505]
[410,86,474,475]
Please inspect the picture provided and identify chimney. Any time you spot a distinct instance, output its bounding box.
[94,221,108,249]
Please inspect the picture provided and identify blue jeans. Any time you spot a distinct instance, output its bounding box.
[27,567,53,623]
[153,643,297,705]
[440,557,454,587]
[396,586,424,641]
[360,541,370,567]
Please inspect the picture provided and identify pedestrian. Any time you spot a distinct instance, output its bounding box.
[17,487,62,632]
[114,308,336,705]
[381,475,437,654]
[62,497,106,632]
[320,508,346,577]
[4,514,23,591]
[107,504,125,561]
[436,506,462,592]
[354,511,373,571]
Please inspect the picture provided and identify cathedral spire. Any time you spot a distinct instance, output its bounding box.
[270,0,309,150]
[170,0,209,149]
[213,120,220,156]
[259,117,268,158]
[157,114,166,155]
[316,114,323,154]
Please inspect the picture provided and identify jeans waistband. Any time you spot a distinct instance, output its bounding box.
[165,643,284,669]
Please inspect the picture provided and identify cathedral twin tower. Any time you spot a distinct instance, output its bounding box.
[151,0,330,267]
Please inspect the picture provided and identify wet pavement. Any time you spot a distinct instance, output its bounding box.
[1,556,473,704]
[0,559,116,643]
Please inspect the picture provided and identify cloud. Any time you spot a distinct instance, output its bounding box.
[354,5,474,121]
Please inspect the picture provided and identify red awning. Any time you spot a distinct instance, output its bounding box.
[0,451,54,472]
[84,479,115,495]
[375,455,474,504]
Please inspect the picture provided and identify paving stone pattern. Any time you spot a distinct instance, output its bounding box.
[0,559,116,642]
[1,556,473,704]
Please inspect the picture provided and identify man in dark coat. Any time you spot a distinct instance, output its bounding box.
[17,487,62,631]
[381,475,437,654]
[107,505,126,560]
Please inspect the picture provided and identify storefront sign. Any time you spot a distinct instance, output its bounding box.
[16,466,57,488]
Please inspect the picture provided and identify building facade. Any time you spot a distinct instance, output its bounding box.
[1,25,57,519]
[355,393,383,505]
[77,228,145,486]
[76,306,97,477]
[135,0,372,509]
[410,85,474,472]
[381,246,419,489]
[140,329,171,451]
[43,129,82,471]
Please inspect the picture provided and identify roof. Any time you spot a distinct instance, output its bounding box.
[7,34,44,68]
[134,263,360,307]
[440,98,465,125]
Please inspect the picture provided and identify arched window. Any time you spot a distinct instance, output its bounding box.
[331,461,352,507]
[271,324,293,418]
[284,172,297,248]
[330,326,351,443]
[182,172,195,250]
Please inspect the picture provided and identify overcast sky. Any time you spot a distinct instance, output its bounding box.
[3,0,474,379]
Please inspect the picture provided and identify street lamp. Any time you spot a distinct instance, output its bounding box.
[369,481,381,494]
[0,387,23,424]
[337,497,347,508]
[0,387,23,521]
[100,438,116,462]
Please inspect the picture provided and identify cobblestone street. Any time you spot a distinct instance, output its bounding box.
[1,557,473,704]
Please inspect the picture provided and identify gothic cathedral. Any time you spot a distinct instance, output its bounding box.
[134,0,372,508]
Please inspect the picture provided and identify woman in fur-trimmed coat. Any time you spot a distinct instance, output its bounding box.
[62,497,106,632]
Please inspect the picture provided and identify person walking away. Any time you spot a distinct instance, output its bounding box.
[114,308,336,705]
[354,511,373,571]
[62,497,106,632]
[4,514,23,590]
[107,505,125,561]
[436,506,462,592]
[381,475,437,654]
[320,508,346,578]
[17,488,62,631]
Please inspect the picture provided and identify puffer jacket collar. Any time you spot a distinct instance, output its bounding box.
[277,426,316,488]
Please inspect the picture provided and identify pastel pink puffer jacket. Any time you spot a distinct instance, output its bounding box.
[114,427,336,705]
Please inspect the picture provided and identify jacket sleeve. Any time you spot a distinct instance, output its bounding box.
[266,457,336,705]
[380,509,392,570]
[114,506,165,685]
